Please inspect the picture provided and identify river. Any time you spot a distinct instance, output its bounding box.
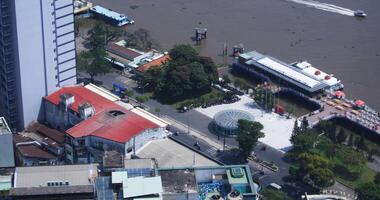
[90,0,380,110]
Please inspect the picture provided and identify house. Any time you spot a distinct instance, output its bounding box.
[13,134,57,166]
[42,84,169,164]
[9,164,98,199]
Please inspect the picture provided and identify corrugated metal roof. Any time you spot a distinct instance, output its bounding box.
[45,85,160,143]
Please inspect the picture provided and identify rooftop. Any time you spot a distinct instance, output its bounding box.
[136,54,170,73]
[106,43,142,60]
[13,164,99,188]
[45,85,161,143]
[136,139,219,168]
[17,144,56,159]
[160,169,197,193]
[26,122,65,144]
[10,185,94,196]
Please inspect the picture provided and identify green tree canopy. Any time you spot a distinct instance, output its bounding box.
[236,120,265,159]
[357,182,380,200]
[78,22,112,82]
[261,188,292,200]
[169,44,199,65]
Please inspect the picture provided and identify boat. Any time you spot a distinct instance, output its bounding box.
[354,10,367,17]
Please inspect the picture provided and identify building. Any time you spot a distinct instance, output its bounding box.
[42,84,169,164]
[159,165,259,200]
[12,122,66,166]
[136,138,219,168]
[0,0,77,130]
[9,164,98,199]
[234,51,343,95]
[0,117,15,169]
[105,40,170,73]
[13,134,58,166]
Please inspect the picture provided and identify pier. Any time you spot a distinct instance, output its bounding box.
[303,92,380,134]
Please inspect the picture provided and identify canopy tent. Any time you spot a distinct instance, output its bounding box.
[355,99,365,107]
[334,91,345,98]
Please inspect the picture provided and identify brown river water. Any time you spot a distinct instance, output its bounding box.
[90,0,380,110]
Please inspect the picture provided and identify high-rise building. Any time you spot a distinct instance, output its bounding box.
[0,0,77,130]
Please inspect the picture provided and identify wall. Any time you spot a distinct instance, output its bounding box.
[12,0,77,129]
[125,128,167,154]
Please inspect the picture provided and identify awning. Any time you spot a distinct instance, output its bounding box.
[355,99,365,107]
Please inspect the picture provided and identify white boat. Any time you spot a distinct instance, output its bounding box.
[354,10,367,17]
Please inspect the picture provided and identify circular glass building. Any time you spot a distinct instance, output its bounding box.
[213,109,254,136]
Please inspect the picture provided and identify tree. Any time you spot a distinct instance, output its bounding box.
[222,74,231,85]
[374,172,380,185]
[357,182,380,200]
[199,56,219,83]
[301,116,309,131]
[154,107,161,116]
[357,135,368,151]
[347,133,354,147]
[77,51,111,83]
[290,120,301,144]
[297,153,335,188]
[152,45,215,102]
[309,168,335,188]
[261,188,292,200]
[292,130,317,153]
[236,120,264,159]
[78,22,112,82]
[142,67,164,92]
[336,128,347,144]
[169,44,199,65]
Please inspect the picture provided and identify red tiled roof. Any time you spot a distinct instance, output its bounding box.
[136,55,170,73]
[45,86,160,143]
[17,144,56,159]
[106,43,142,60]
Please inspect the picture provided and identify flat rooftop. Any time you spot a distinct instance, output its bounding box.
[14,164,99,188]
[136,139,219,168]
[160,169,197,193]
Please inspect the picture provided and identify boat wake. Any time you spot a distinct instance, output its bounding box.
[287,0,355,16]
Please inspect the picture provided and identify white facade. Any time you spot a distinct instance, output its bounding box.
[12,0,77,129]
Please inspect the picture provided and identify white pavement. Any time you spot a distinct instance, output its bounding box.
[196,95,294,152]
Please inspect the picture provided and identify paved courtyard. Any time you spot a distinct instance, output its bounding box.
[196,95,294,152]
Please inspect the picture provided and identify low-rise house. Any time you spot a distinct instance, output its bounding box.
[42,84,169,164]
[13,134,57,166]
[9,164,98,199]
[105,40,169,73]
